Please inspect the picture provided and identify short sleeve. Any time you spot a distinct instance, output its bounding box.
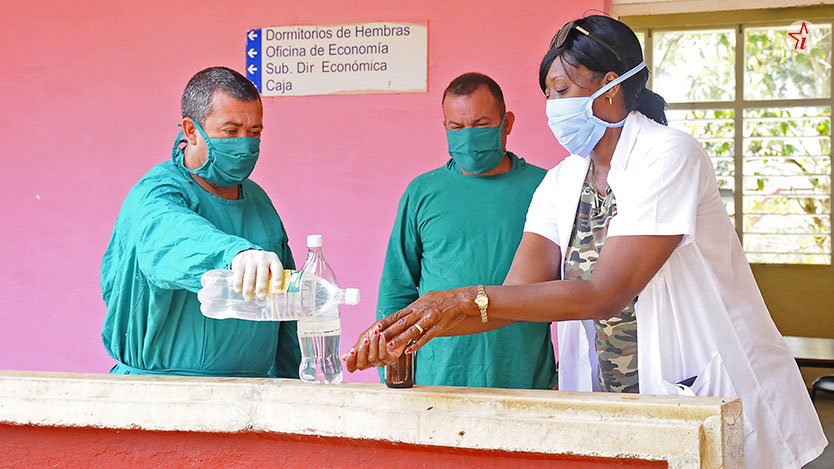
[607,133,707,246]
[523,166,562,246]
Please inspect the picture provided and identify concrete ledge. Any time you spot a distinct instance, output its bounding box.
[0,371,742,468]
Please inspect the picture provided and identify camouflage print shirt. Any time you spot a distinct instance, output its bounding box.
[563,162,639,393]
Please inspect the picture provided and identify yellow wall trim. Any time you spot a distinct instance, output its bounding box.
[612,0,834,18]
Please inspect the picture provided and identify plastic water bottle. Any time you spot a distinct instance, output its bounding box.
[297,235,344,384]
[197,268,359,321]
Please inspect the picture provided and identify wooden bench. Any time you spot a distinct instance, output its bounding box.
[783,336,834,368]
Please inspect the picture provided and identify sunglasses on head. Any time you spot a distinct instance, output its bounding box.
[549,20,623,66]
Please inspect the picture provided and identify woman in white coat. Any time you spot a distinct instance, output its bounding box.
[344,15,826,467]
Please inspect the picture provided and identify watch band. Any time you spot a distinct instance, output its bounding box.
[477,284,488,323]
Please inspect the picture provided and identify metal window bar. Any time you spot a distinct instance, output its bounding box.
[669,99,834,109]
[743,232,831,236]
[735,24,745,246]
[742,194,830,198]
[826,21,834,266]
[744,155,831,159]
[742,173,832,177]
[744,116,830,122]
[746,213,832,216]
[744,251,831,255]
[744,136,830,142]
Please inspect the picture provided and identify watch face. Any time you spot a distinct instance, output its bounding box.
[475,295,488,308]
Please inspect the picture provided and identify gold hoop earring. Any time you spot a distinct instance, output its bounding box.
[607,95,613,105]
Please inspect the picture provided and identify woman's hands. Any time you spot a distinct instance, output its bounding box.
[340,322,399,371]
[342,287,478,372]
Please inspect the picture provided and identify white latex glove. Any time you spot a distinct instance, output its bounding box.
[231,249,284,301]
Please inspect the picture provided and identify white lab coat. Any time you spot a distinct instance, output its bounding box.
[524,111,827,468]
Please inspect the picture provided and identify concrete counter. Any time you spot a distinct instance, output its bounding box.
[0,371,742,468]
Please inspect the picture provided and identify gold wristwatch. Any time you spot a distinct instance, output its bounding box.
[474,285,489,323]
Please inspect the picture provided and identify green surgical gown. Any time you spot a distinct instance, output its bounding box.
[101,155,299,377]
[377,153,557,389]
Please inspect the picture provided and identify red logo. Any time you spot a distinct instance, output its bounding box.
[788,22,809,50]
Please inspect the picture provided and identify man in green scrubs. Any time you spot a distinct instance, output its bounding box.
[377,73,557,388]
[101,67,299,377]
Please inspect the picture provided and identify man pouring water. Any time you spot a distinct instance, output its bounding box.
[100,66,300,377]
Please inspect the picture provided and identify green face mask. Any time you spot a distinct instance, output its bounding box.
[172,120,260,188]
[446,116,506,174]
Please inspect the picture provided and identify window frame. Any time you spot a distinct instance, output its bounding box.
[625,6,834,264]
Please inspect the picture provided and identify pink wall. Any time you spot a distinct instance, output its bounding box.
[0,1,603,381]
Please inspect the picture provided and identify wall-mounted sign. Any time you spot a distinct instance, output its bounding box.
[245,21,427,97]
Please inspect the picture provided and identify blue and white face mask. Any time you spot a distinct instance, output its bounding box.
[545,61,646,157]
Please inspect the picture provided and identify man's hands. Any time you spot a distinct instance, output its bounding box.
[231,249,283,301]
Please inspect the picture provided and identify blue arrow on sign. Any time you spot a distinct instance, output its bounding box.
[246,29,262,92]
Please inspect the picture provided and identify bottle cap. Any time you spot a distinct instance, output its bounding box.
[345,288,360,306]
[307,234,323,248]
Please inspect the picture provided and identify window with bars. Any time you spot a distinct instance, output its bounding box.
[631,17,833,264]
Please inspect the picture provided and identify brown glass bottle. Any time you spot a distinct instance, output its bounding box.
[384,346,416,388]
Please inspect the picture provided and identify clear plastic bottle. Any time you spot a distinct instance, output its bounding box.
[197,268,359,321]
[297,235,344,384]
